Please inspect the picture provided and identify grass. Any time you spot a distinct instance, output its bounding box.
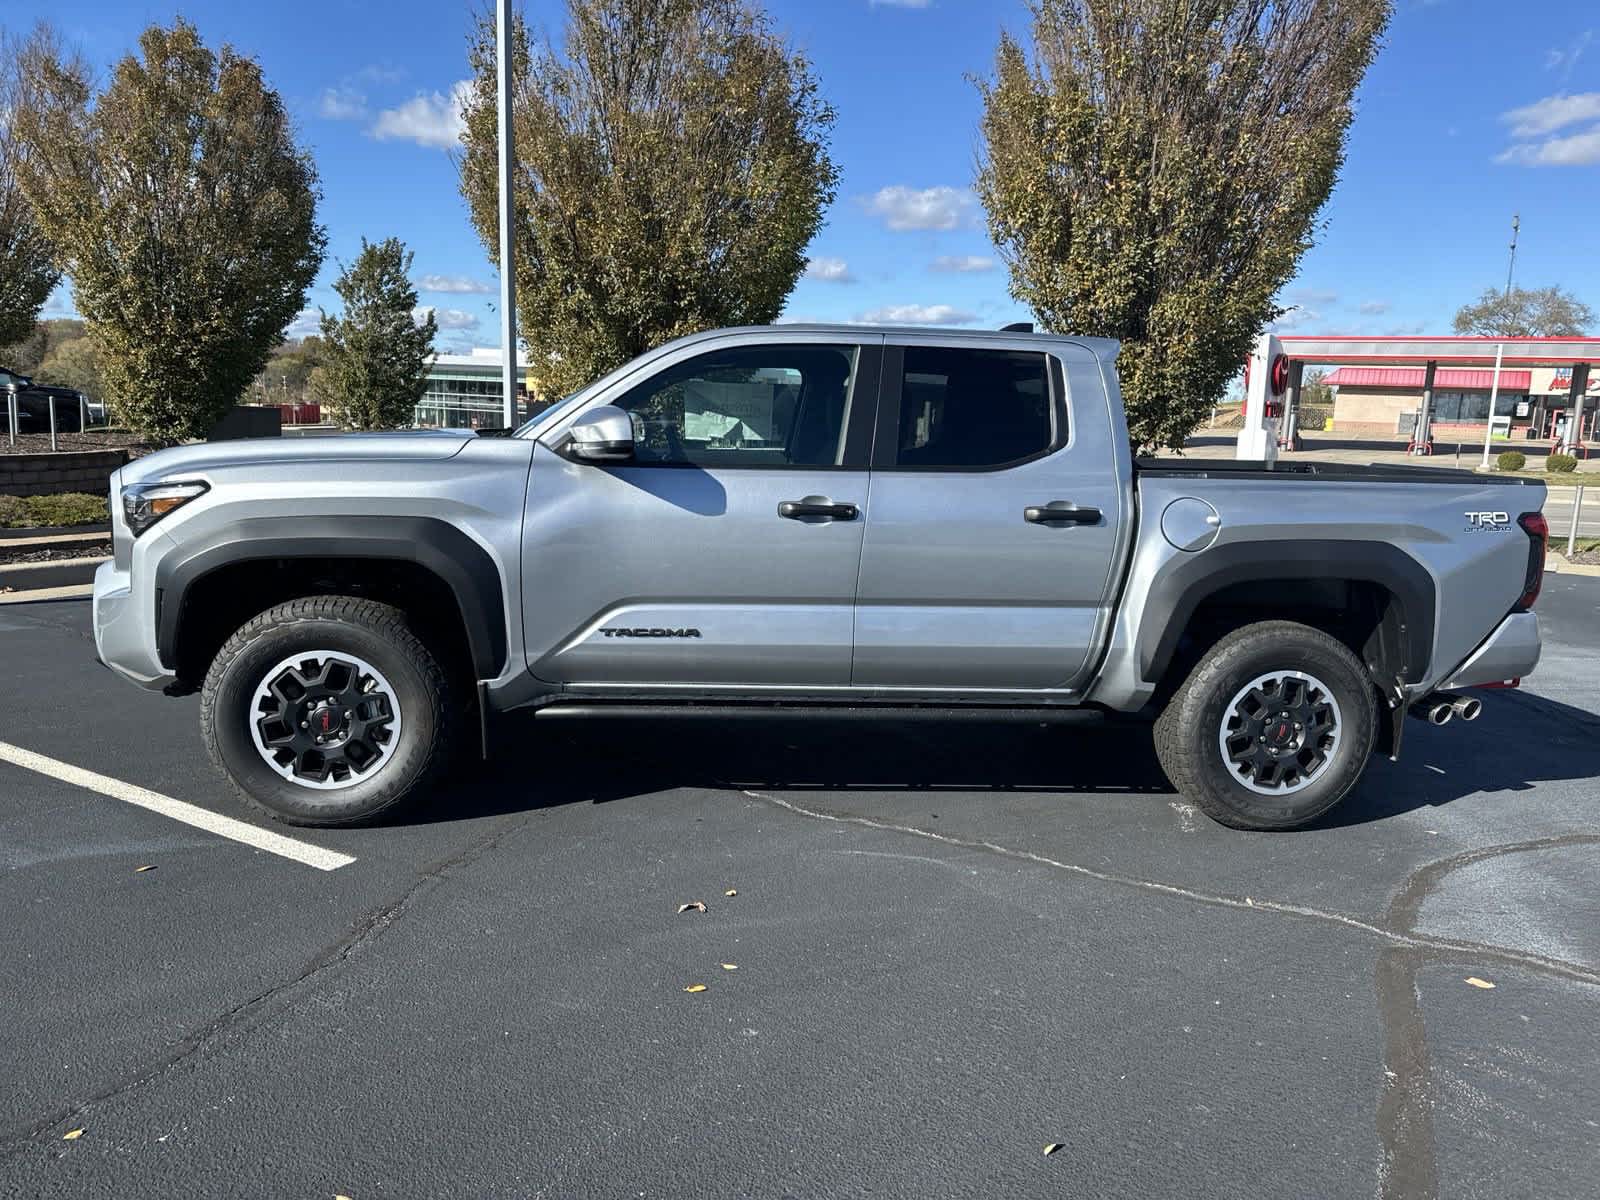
[0,492,110,529]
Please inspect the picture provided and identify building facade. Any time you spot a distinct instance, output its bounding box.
[417,350,532,430]
[1325,364,1600,442]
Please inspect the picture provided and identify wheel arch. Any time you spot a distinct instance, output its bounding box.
[155,516,507,690]
[1137,540,1436,699]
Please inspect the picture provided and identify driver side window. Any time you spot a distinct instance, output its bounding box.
[612,344,859,468]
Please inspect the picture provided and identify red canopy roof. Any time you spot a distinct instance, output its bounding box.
[1322,367,1531,390]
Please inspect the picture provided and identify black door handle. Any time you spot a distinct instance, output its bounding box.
[1025,501,1102,526]
[779,498,859,521]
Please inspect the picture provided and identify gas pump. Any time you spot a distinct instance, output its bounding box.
[1236,332,1286,465]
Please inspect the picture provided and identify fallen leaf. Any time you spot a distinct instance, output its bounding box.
[724,888,738,896]
[1042,1143,1061,1156]
[677,901,706,914]
[135,865,157,873]
[1465,976,1496,990]
[683,984,707,993]
[62,1129,83,1141]
[720,963,738,971]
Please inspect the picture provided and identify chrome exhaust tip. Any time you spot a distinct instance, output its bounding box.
[1451,695,1483,722]
[1426,701,1454,726]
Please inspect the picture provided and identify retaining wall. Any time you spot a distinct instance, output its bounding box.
[0,449,128,497]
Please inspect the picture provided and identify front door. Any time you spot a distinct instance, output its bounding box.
[522,334,880,689]
[852,338,1125,692]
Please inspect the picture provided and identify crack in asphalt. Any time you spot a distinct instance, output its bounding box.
[1373,833,1600,1200]
[742,790,1600,987]
[742,788,1600,1200]
[0,810,535,1159]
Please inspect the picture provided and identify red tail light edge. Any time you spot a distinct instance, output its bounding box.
[1516,512,1547,610]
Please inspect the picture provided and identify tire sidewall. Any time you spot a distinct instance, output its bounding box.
[208,616,442,824]
[1184,630,1376,828]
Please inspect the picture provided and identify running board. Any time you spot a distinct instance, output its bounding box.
[529,699,1108,725]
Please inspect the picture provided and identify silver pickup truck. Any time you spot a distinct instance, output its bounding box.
[93,324,1546,830]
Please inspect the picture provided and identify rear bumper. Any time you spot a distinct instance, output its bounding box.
[92,560,174,690]
[1441,610,1541,691]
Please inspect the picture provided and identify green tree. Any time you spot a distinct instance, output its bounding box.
[313,239,436,431]
[35,332,104,400]
[458,0,838,397]
[0,25,68,348]
[1452,286,1594,338]
[254,335,326,404]
[977,0,1390,450]
[14,19,325,444]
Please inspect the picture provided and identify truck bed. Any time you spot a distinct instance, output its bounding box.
[1135,457,1543,486]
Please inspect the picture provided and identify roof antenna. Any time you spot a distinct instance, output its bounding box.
[1000,321,1034,333]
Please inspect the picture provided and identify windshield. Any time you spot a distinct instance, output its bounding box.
[513,387,589,438]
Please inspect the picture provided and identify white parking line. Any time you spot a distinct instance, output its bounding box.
[0,741,355,872]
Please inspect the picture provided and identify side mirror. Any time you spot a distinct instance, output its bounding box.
[566,405,635,463]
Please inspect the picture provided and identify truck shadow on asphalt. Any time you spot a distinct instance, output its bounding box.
[420,687,1600,830]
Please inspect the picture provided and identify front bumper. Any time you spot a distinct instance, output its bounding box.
[92,559,174,690]
[1441,610,1541,691]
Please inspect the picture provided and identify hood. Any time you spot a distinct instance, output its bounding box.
[120,429,478,484]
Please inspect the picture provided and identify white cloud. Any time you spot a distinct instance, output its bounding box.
[1287,286,1339,305]
[1497,127,1600,166]
[1501,91,1600,137]
[286,308,321,338]
[373,81,471,150]
[805,257,856,283]
[1545,31,1594,77]
[863,185,975,232]
[319,87,367,120]
[414,306,480,331]
[419,274,493,294]
[1268,307,1323,333]
[930,254,997,274]
[355,63,407,85]
[857,303,980,326]
[1358,300,1391,315]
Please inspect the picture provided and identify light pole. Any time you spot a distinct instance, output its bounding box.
[496,0,519,429]
[1480,341,1504,469]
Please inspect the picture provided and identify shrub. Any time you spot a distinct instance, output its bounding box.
[1496,450,1526,472]
[0,492,109,528]
[1546,453,1579,473]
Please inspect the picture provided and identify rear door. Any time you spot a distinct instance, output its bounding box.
[851,338,1124,691]
[522,332,882,689]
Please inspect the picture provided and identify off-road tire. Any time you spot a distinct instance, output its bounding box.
[200,595,459,826]
[1153,620,1378,831]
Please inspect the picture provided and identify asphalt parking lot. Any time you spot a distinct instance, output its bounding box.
[3,584,1598,1199]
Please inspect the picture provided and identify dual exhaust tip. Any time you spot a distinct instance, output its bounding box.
[1415,694,1483,727]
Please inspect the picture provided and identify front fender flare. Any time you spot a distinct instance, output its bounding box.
[153,515,508,680]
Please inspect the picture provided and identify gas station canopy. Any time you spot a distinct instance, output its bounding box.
[1277,335,1600,368]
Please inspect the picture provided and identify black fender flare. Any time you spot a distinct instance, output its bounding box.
[154,516,508,680]
[1136,539,1437,690]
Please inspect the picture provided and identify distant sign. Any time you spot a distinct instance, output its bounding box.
[1550,369,1600,394]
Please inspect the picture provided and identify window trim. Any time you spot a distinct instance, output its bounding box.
[568,342,882,472]
[868,345,1069,472]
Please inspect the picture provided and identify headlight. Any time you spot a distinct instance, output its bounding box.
[123,480,208,537]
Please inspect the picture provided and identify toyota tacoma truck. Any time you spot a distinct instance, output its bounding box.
[92,325,1546,830]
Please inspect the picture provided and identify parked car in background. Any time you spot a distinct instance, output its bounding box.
[1,367,89,433]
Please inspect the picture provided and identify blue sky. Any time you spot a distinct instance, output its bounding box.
[14,0,1600,354]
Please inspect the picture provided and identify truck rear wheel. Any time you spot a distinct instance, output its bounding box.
[200,596,460,826]
[1153,620,1377,830]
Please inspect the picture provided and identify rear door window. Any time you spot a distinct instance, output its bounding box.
[886,347,1058,469]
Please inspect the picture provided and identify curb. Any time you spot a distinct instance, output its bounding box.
[0,583,93,604]
[1544,551,1600,578]
[0,522,111,543]
[0,554,109,594]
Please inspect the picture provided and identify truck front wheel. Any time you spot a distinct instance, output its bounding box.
[200,596,461,826]
[1153,620,1378,830]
